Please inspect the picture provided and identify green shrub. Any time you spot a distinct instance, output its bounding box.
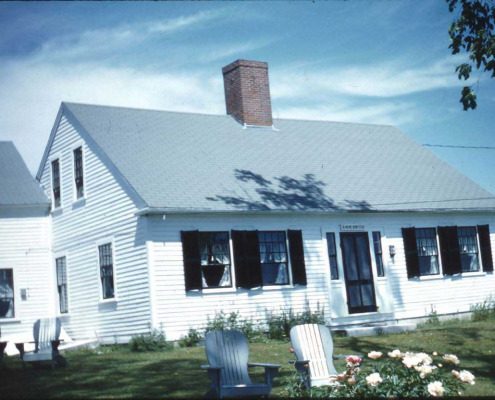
[471,297,495,321]
[129,328,172,352]
[266,304,325,340]
[424,306,440,327]
[204,310,265,342]
[178,328,202,348]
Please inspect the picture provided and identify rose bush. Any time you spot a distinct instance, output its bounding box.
[283,349,474,398]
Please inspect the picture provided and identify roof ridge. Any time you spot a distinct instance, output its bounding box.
[63,101,396,128]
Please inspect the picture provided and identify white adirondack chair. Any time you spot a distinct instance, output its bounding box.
[15,318,68,370]
[202,330,281,398]
[290,324,362,388]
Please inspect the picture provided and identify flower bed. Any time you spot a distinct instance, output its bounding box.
[284,349,475,397]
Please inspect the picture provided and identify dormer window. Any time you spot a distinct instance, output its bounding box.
[51,159,61,208]
[73,147,84,199]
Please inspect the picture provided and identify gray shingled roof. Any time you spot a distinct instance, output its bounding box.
[62,102,495,213]
[0,142,50,206]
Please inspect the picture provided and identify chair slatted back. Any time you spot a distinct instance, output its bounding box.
[290,324,337,382]
[205,330,252,387]
[34,318,61,353]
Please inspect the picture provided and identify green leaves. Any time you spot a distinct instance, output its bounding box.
[447,0,495,110]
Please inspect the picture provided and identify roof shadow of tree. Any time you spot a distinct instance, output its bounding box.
[206,169,372,211]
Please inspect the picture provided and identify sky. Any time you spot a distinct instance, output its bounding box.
[0,1,494,194]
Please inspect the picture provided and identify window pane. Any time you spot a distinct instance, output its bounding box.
[198,232,232,288]
[416,228,439,276]
[457,227,480,272]
[56,257,68,313]
[326,233,339,280]
[99,243,114,299]
[342,235,359,281]
[51,159,61,208]
[74,147,84,199]
[258,231,289,286]
[361,284,375,306]
[372,232,384,277]
[348,285,361,308]
[0,269,14,318]
[356,235,371,280]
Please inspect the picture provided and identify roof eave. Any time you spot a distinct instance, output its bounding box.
[135,206,495,217]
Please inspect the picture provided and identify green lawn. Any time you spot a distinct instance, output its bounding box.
[1,318,494,398]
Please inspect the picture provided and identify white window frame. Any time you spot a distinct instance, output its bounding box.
[71,141,86,203]
[54,252,70,315]
[96,238,117,303]
[49,154,62,210]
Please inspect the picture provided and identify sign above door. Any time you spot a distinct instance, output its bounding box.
[340,224,365,231]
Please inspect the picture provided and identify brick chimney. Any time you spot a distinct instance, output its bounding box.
[222,59,273,127]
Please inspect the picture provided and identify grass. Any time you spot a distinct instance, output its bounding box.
[0,318,494,398]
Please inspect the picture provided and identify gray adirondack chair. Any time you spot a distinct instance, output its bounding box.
[202,330,281,398]
[290,324,362,388]
[15,318,68,370]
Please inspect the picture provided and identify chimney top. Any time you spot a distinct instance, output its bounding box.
[222,59,273,127]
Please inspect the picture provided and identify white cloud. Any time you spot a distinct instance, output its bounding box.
[271,56,465,100]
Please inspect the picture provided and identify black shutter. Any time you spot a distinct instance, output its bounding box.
[288,230,307,285]
[402,227,420,278]
[180,230,202,291]
[438,226,461,275]
[478,225,494,272]
[232,230,262,288]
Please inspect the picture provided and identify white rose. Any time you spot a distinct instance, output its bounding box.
[368,351,383,359]
[365,372,383,387]
[428,381,445,397]
[458,370,475,385]
[402,355,422,368]
[416,352,433,365]
[388,349,402,358]
[443,354,460,364]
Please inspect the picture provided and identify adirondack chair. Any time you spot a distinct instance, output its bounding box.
[15,318,68,370]
[290,324,362,388]
[202,330,281,398]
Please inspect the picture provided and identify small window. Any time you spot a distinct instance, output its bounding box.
[51,159,61,208]
[326,232,339,280]
[372,232,385,277]
[56,257,68,313]
[416,228,439,276]
[457,227,480,272]
[0,269,14,318]
[98,243,115,299]
[73,147,84,199]
[258,231,289,285]
[198,232,232,288]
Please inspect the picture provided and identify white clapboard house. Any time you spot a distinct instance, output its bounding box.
[2,59,495,343]
[0,142,53,343]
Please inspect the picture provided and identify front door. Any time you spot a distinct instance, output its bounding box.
[340,232,377,314]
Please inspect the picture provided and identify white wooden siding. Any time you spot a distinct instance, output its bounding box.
[39,113,151,343]
[0,207,53,340]
[150,212,495,340]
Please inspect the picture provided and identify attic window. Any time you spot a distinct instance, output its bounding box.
[51,159,61,208]
[73,147,84,199]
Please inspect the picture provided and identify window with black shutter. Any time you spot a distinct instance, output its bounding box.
[73,147,84,199]
[415,228,439,276]
[458,227,480,272]
[258,231,289,286]
[51,159,61,208]
[98,243,115,299]
[372,232,385,277]
[56,257,68,313]
[181,231,233,290]
[326,232,339,280]
[478,225,494,272]
[288,230,307,285]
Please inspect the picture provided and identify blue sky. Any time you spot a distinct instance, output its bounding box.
[0,1,494,194]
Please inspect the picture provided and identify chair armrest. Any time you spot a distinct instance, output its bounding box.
[201,364,223,370]
[248,363,281,369]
